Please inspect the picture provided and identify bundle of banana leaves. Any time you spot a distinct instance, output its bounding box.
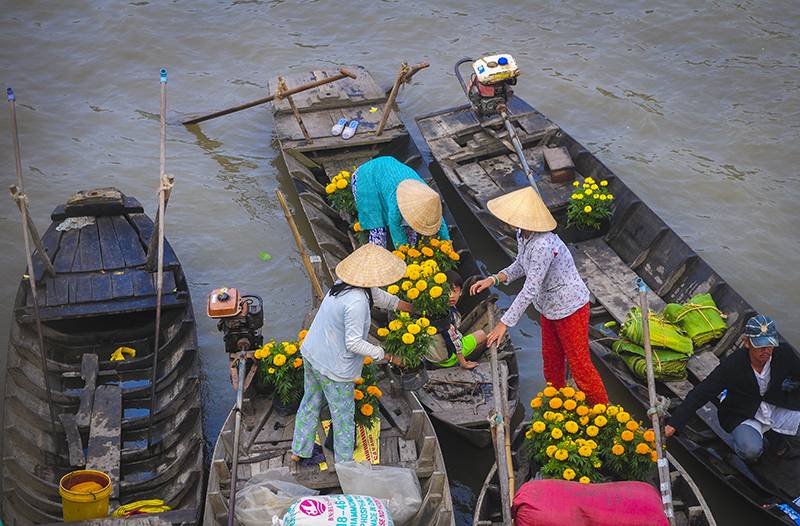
[620,307,694,355]
[663,293,727,347]
[612,339,689,382]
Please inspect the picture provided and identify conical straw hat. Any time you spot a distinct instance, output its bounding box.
[396,179,442,236]
[487,187,557,232]
[335,243,407,288]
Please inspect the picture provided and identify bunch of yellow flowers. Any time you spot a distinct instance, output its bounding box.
[566,177,615,231]
[256,331,306,405]
[325,170,356,215]
[392,237,459,271]
[386,262,450,319]
[377,312,437,369]
[525,384,659,483]
[353,358,382,428]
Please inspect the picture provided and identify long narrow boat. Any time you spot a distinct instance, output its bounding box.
[266,65,524,448]
[2,189,204,525]
[472,425,715,525]
[415,88,800,523]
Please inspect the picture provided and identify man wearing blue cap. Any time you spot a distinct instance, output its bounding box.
[665,315,800,462]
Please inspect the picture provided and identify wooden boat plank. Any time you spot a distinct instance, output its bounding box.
[279,126,406,153]
[96,216,126,270]
[54,228,80,273]
[271,66,386,115]
[73,222,103,272]
[112,215,147,267]
[33,224,62,281]
[23,293,185,324]
[453,163,502,203]
[86,385,122,498]
[131,269,156,297]
[60,413,86,466]
[427,137,464,160]
[380,435,400,465]
[110,269,135,298]
[91,272,114,302]
[45,275,70,306]
[73,274,94,303]
[76,353,99,427]
[127,213,180,268]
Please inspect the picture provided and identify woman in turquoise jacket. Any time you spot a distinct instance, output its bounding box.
[352,156,450,248]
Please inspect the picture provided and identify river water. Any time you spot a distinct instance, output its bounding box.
[1,1,798,524]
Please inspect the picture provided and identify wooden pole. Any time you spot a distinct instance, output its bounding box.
[182,68,357,125]
[277,77,310,141]
[6,87,58,440]
[376,63,410,136]
[149,69,169,448]
[9,186,56,277]
[500,364,515,502]
[276,189,325,301]
[637,278,675,525]
[487,308,513,523]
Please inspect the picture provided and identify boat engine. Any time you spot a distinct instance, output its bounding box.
[455,54,520,116]
[207,287,264,353]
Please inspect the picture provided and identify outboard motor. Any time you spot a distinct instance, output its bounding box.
[455,54,520,116]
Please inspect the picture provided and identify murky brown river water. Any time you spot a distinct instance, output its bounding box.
[1,1,798,524]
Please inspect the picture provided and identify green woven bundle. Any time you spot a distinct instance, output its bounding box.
[621,307,694,356]
[663,293,727,347]
[612,340,689,381]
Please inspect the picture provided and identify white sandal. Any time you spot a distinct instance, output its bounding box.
[342,119,359,140]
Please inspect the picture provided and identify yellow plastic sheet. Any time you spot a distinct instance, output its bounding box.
[315,420,381,470]
[112,499,170,517]
[110,346,136,361]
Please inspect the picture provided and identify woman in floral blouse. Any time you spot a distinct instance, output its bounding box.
[470,187,609,404]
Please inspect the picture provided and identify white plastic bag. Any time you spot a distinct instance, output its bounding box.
[335,461,421,525]
[235,468,319,526]
[273,495,393,526]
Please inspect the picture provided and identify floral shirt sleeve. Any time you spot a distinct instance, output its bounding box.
[500,234,555,327]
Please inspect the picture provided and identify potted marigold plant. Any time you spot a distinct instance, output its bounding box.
[377,312,437,390]
[387,259,451,321]
[255,330,306,415]
[325,170,356,216]
[561,177,615,243]
[524,384,658,484]
[353,359,382,429]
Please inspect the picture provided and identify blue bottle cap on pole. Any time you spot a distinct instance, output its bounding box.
[7,87,15,102]
[160,68,167,83]
[498,57,508,66]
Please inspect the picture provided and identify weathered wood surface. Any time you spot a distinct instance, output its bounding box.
[76,353,99,427]
[86,385,122,498]
[270,66,386,115]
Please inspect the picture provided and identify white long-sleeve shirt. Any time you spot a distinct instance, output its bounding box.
[500,230,589,326]
[301,285,399,382]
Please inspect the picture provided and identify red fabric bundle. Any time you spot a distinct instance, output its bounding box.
[512,479,668,526]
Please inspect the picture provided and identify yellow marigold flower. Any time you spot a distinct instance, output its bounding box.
[360,404,374,416]
[268,367,275,374]
[621,430,634,442]
[543,411,555,421]
[576,405,589,416]
[426,326,437,336]
[353,221,361,232]
[616,411,631,424]
[583,183,590,188]
[531,397,543,409]
[429,238,441,247]
[525,428,534,440]
[644,429,656,443]
[571,194,578,200]
[592,404,607,415]
[579,415,590,425]
[593,460,602,468]
[599,195,607,201]
[407,323,421,335]
[574,391,586,402]
[366,385,381,397]
[387,284,400,295]
[612,444,625,456]
[563,399,577,411]
[650,450,658,462]
[388,320,403,331]
[585,177,595,184]
[578,445,592,457]
[532,421,546,433]
[429,286,443,299]
[594,415,608,427]
[579,476,591,484]
[338,170,351,179]
[285,344,298,355]
[393,250,406,260]
[398,245,409,253]
[408,248,421,259]
[591,184,599,190]
[549,397,563,409]
[418,317,430,328]
[407,269,420,281]
[273,354,287,367]
[325,183,336,194]
[401,280,413,291]
[584,205,592,213]
[607,194,614,200]
[585,188,593,196]
[560,386,576,398]
[605,406,619,417]
[562,468,576,481]
[377,328,389,337]
[402,333,415,345]
[586,425,599,437]
[573,181,580,187]
[551,428,563,440]
[546,445,558,457]
[600,180,608,186]
[293,357,303,368]
[407,288,420,300]
[415,280,427,291]
[336,179,348,190]
[363,356,373,365]
[421,247,434,257]
[555,448,569,461]
[586,439,597,449]
[450,252,460,261]
[543,386,558,397]
[555,413,565,422]
[298,329,308,340]
[354,377,364,385]
[564,421,579,434]
[626,420,639,432]
[575,194,584,200]
[636,443,651,455]
[433,272,447,284]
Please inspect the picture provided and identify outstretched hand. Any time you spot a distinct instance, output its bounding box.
[664,425,676,438]
[469,277,494,296]
[486,321,508,348]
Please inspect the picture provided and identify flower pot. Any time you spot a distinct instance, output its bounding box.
[558,219,610,244]
[272,389,302,416]
[388,363,429,391]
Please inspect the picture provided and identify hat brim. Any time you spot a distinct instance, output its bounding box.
[334,243,407,289]
[748,335,779,348]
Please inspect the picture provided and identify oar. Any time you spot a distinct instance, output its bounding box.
[276,189,325,301]
[6,87,58,439]
[637,278,676,525]
[182,68,357,126]
[487,308,513,523]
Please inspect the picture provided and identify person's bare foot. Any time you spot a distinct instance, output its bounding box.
[290,454,301,462]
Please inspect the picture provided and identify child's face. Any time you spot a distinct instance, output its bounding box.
[449,285,462,307]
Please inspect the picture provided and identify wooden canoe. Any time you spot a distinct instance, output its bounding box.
[266,65,523,449]
[2,189,204,524]
[416,95,800,523]
[472,424,716,526]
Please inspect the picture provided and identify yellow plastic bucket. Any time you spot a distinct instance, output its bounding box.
[59,470,112,522]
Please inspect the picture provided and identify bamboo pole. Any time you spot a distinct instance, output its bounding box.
[376,63,410,136]
[276,189,325,301]
[500,364,515,502]
[637,278,675,525]
[487,308,512,523]
[182,68,357,125]
[6,88,58,440]
[9,186,56,277]
[277,77,310,141]
[148,69,169,448]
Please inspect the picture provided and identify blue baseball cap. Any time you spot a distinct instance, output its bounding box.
[744,315,779,348]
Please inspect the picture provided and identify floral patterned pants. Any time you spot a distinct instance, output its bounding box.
[291,362,355,463]
[540,303,609,405]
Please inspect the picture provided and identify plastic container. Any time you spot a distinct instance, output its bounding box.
[59,470,112,522]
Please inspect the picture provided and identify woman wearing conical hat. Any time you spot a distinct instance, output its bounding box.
[291,244,410,463]
[469,187,609,404]
[351,156,450,248]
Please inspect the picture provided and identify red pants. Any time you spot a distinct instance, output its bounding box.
[541,303,609,405]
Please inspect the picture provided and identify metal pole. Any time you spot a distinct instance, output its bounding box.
[148,69,168,447]
[6,87,58,440]
[499,108,541,194]
[487,309,513,523]
[637,278,675,525]
[227,351,247,526]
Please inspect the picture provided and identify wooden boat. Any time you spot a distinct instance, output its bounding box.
[265,65,523,448]
[2,189,204,525]
[472,425,716,525]
[416,93,800,523]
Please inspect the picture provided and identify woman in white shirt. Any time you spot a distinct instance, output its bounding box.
[291,244,409,463]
